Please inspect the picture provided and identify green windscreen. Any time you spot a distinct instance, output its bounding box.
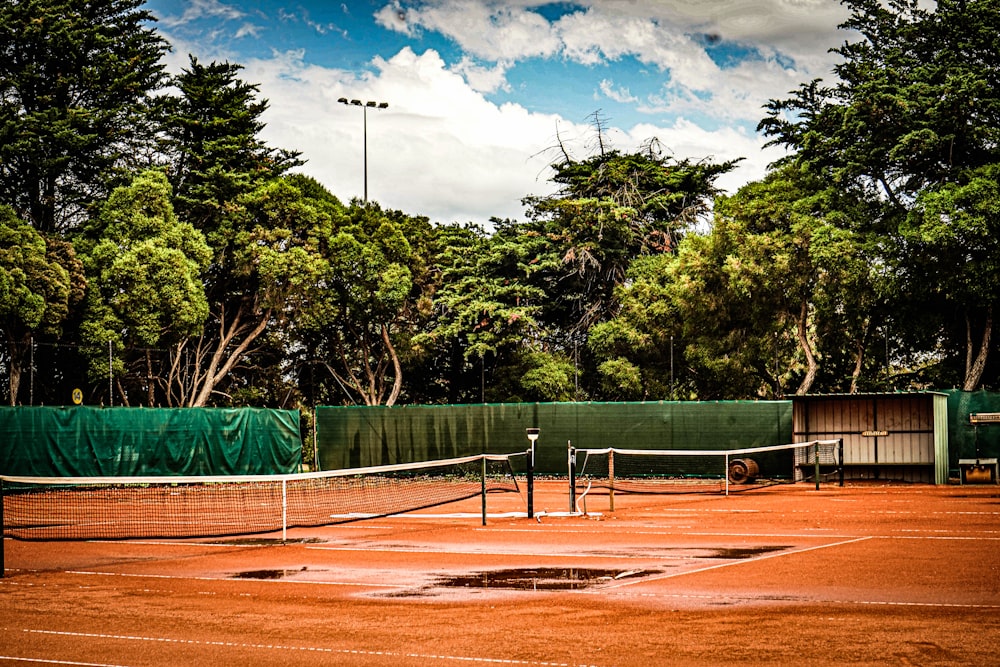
[0,406,302,477]
[316,401,793,474]
[943,390,1000,467]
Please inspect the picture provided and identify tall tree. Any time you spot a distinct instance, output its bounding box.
[0,0,169,233]
[158,59,305,406]
[74,170,211,406]
[759,0,1000,390]
[0,206,84,404]
[161,56,302,234]
[522,137,738,337]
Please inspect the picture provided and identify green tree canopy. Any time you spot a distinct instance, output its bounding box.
[75,170,211,405]
[0,0,169,233]
[0,205,84,403]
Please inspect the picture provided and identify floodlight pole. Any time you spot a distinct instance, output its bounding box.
[337,97,388,203]
[526,428,539,519]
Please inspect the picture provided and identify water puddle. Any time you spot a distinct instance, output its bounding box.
[233,567,308,580]
[707,546,789,559]
[435,567,659,591]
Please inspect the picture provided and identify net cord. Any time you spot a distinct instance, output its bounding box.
[570,439,841,458]
[570,439,843,506]
[0,452,527,487]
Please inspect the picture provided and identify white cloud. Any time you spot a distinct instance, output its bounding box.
[376,1,562,61]
[158,0,246,27]
[241,46,783,225]
[239,47,568,224]
[451,57,512,94]
[599,79,637,104]
[150,0,842,226]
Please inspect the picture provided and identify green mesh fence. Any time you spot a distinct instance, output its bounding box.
[0,406,302,477]
[316,401,793,474]
[943,390,1000,469]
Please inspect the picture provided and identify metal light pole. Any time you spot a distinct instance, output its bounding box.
[337,97,388,202]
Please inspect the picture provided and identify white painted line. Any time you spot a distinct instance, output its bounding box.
[0,658,129,667]
[62,571,400,587]
[306,545,662,559]
[601,536,875,589]
[19,629,604,667]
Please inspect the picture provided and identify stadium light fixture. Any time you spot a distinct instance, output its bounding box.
[337,96,389,202]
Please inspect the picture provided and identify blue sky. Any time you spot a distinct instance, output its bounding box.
[145,0,852,226]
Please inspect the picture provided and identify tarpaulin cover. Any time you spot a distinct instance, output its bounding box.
[316,401,793,474]
[943,390,1000,467]
[0,406,301,477]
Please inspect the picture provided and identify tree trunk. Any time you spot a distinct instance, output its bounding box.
[382,324,403,407]
[794,301,819,395]
[963,308,992,391]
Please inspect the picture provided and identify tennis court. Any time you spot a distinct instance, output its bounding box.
[2,480,999,666]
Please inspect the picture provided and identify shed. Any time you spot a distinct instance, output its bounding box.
[792,393,949,484]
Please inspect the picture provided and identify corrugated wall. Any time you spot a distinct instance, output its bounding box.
[793,394,943,483]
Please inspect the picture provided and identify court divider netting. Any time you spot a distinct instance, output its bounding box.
[569,439,843,513]
[0,452,531,577]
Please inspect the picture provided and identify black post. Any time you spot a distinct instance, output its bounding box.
[525,428,539,519]
[838,439,845,487]
[568,441,576,514]
[526,447,534,519]
[481,456,487,527]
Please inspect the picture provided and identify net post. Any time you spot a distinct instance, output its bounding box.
[481,456,487,527]
[281,479,287,543]
[608,450,615,513]
[567,441,576,514]
[725,452,730,496]
[814,441,821,491]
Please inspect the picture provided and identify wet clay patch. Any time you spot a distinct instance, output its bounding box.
[233,567,309,580]
[708,546,789,559]
[435,567,660,591]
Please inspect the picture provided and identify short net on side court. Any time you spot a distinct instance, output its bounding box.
[571,439,842,511]
[0,453,528,543]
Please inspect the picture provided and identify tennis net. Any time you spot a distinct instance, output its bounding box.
[570,440,842,511]
[0,453,528,543]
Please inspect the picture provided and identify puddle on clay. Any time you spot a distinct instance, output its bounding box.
[435,567,660,591]
[707,546,789,559]
[233,567,308,580]
[212,537,325,546]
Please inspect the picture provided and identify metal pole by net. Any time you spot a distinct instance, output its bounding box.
[567,441,576,514]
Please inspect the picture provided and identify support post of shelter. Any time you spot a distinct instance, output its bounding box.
[0,477,5,578]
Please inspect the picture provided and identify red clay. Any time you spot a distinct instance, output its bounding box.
[2,481,999,666]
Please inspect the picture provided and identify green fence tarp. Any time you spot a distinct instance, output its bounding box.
[943,390,1000,470]
[0,406,302,477]
[316,401,793,475]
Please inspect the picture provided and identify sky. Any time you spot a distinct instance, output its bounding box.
[144,0,854,227]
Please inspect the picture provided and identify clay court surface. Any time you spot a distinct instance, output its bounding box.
[2,481,999,666]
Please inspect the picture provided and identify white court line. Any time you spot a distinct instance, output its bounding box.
[306,545,663,559]
[0,658,128,667]
[600,536,874,589]
[63,571,400,588]
[16,629,603,667]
